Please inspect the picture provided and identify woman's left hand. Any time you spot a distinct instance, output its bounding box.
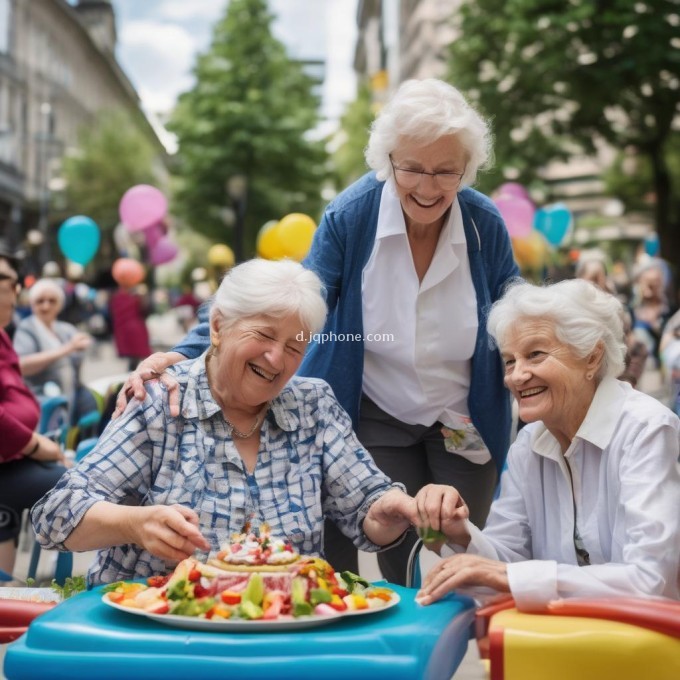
[416,553,509,605]
[412,484,469,545]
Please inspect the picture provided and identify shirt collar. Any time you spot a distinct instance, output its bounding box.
[530,376,627,458]
[173,353,315,432]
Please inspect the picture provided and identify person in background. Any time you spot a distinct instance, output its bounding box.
[0,252,69,580]
[32,259,464,585]
[574,254,648,388]
[416,279,680,610]
[109,280,152,371]
[13,279,92,409]
[112,79,519,585]
[631,259,674,367]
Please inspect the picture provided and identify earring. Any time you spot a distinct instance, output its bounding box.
[586,372,594,380]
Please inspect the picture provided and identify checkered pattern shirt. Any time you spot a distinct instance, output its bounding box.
[32,353,402,585]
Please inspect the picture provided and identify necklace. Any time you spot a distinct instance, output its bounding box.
[225,403,269,439]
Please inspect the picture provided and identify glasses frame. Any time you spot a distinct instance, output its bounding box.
[389,155,465,192]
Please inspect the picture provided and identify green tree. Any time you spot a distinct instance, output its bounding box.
[167,0,328,257]
[331,79,375,188]
[448,0,680,269]
[62,109,159,230]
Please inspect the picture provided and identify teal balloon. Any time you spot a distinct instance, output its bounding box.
[533,203,571,246]
[644,233,660,257]
[58,216,101,265]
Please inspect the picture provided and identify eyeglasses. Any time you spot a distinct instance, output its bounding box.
[389,155,465,192]
[0,273,20,294]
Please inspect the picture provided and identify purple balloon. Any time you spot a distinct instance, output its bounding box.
[149,237,178,265]
[119,185,168,232]
[143,222,166,248]
[494,195,535,239]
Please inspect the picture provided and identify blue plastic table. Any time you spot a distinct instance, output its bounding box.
[4,584,475,680]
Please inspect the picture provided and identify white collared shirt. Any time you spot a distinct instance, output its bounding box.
[361,180,480,435]
[444,377,680,609]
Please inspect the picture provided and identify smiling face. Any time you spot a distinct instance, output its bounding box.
[501,319,602,447]
[390,134,467,231]
[208,313,308,413]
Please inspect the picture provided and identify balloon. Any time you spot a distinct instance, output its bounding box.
[119,185,168,232]
[111,258,145,287]
[494,195,535,239]
[534,203,572,246]
[277,213,316,261]
[497,182,530,201]
[143,221,167,249]
[208,244,235,268]
[149,237,179,265]
[257,221,286,260]
[644,233,660,257]
[57,215,101,265]
[511,232,548,271]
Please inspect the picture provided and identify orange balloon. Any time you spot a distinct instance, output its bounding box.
[511,232,548,271]
[111,258,145,287]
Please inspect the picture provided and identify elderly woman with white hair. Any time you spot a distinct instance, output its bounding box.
[416,279,680,610]
[13,278,92,403]
[117,79,519,585]
[32,259,464,585]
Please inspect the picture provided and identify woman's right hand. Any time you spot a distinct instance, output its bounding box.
[68,332,92,354]
[127,504,211,562]
[26,434,72,467]
[112,352,184,419]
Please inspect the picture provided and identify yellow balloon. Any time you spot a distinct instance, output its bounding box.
[257,220,287,260]
[277,213,316,262]
[511,231,548,271]
[208,244,235,268]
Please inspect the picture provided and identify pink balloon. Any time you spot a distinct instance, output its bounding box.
[119,185,168,232]
[494,195,535,239]
[149,237,178,265]
[497,182,531,201]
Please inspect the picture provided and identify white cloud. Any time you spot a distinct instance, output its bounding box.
[154,0,227,22]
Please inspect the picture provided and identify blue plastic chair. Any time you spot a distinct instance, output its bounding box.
[27,547,73,587]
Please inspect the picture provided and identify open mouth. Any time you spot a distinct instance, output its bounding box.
[249,363,276,382]
[519,386,546,399]
[411,195,440,209]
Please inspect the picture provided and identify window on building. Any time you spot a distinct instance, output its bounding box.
[0,0,10,54]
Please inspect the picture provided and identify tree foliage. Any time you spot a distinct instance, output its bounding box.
[447,0,680,268]
[167,0,328,256]
[331,79,375,188]
[62,110,158,230]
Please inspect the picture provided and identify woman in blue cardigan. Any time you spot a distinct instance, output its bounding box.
[117,79,519,585]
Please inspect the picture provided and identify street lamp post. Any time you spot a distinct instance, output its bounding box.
[226,174,248,264]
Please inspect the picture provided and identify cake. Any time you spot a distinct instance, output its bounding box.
[105,525,395,621]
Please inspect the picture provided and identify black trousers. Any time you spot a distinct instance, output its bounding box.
[323,395,498,586]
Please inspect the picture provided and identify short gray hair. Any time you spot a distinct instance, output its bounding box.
[210,258,327,335]
[29,278,65,310]
[364,78,492,187]
[487,279,627,381]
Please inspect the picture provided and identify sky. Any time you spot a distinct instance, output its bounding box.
[106,0,359,151]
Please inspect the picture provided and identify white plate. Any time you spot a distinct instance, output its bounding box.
[102,591,400,632]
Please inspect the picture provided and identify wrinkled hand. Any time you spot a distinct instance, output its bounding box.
[68,332,92,353]
[416,553,509,605]
[128,504,211,563]
[29,434,66,464]
[413,484,469,549]
[112,352,182,419]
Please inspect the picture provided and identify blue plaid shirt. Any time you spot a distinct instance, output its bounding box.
[32,353,402,585]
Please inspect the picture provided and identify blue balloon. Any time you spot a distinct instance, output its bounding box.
[534,203,571,246]
[58,216,101,265]
[644,233,660,257]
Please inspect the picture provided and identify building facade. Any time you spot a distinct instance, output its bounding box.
[0,0,163,262]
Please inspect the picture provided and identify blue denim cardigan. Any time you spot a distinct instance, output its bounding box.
[173,173,519,473]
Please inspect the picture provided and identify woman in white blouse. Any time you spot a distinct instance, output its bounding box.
[416,279,680,610]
